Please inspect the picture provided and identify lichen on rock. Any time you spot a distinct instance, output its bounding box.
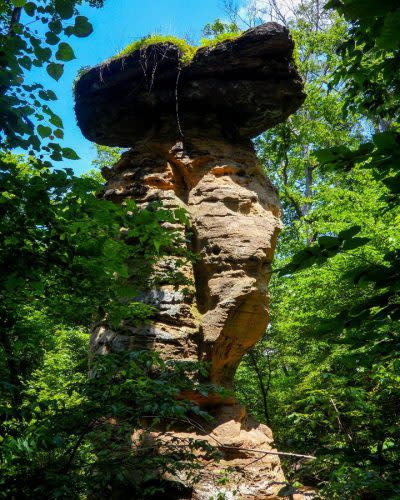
[75,22,306,499]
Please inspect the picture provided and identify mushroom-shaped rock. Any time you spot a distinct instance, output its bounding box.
[76,23,308,499]
[75,23,305,146]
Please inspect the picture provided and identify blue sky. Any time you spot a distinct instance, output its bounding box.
[31,0,227,175]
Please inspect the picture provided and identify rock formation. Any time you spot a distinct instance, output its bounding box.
[75,23,306,499]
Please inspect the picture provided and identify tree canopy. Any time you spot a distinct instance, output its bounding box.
[235,0,400,498]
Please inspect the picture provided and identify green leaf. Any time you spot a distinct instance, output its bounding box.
[11,0,26,6]
[49,114,63,128]
[45,31,60,46]
[377,9,400,50]
[24,1,35,16]
[19,56,32,70]
[38,90,57,101]
[382,174,400,194]
[373,131,398,150]
[1,191,17,201]
[46,62,64,81]
[55,42,75,62]
[54,0,74,19]
[62,148,80,160]
[33,45,52,62]
[37,125,52,138]
[46,90,57,100]
[315,145,351,165]
[70,16,93,38]
[54,129,64,139]
[49,20,62,34]
[50,151,63,161]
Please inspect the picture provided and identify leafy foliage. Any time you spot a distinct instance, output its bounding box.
[325,0,400,120]
[1,340,219,498]
[235,1,400,498]
[0,0,101,155]
[0,150,215,497]
[0,3,220,497]
[3,1,400,498]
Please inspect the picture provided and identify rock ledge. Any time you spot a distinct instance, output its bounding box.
[75,23,305,146]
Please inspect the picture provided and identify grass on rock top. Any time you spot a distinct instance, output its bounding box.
[116,32,242,65]
[74,32,242,85]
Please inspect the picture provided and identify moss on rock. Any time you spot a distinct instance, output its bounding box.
[116,34,197,64]
[115,32,242,65]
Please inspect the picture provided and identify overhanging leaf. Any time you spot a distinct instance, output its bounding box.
[62,148,80,160]
[49,20,62,34]
[49,114,63,128]
[56,42,75,62]
[46,62,64,81]
[373,131,398,150]
[38,90,57,101]
[318,235,339,249]
[37,125,51,138]
[338,226,361,240]
[23,1,35,16]
[45,32,60,46]
[54,0,74,19]
[377,9,400,50]
[70,16,93,38]
[342,237,370,251]
[19,56,32,70]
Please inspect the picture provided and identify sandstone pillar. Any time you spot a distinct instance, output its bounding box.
[75,23,305,498]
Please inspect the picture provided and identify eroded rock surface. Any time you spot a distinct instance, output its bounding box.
[75,22,306,498]
[75,23,305,145]
[94,138,281,391]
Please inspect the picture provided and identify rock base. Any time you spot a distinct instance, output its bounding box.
[172,404,286,499]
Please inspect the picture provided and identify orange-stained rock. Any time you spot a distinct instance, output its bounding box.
[75,22,308,498]
[90,137,289,497]
[136,403,288,499]
[94,137,281,391]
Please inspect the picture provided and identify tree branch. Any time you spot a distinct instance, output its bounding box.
[8,5,22,36]
[248,350,271,425]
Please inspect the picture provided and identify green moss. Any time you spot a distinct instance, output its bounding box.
[199,32,241,48]
[115,31,242,65]
[73,31,243,96]
[116,34,197,64]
